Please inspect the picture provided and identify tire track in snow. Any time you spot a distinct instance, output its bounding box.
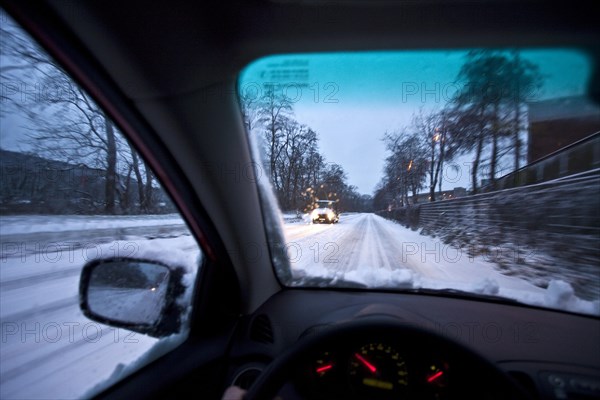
[284,213,422,286]
[285,214,368,278]
[325,214,370,276]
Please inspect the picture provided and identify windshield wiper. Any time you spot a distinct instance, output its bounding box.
[290,276,522,305]
[394,287,521,304]
[291,278,521,304]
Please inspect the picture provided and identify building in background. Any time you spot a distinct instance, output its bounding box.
[527,96,600,163]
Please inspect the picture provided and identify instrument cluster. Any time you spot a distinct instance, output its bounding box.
[294,340,454,399]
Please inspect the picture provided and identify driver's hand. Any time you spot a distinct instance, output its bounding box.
[221,385,283,400]
[221,386,247,400]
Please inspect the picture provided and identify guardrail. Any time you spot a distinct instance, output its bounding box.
[379,169,600,300]
[494,131,600,190]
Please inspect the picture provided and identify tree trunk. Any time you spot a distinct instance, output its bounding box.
[120,166,132,212]
[429,142,436,202]
[437,130,446,193]
[269,115,278,189]
[130,143,145,212]
[513,103,521,171]
[104,117,117,214]
[490,132,498,190]
[144,167,153,213]
[513,51,522,172]
[489,102,500,191]
[472,136,483,194]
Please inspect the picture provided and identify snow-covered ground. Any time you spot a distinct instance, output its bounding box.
[284,213,599,316]
[0,214,186,236]
[1,212,598,399]
[0,215,200,400]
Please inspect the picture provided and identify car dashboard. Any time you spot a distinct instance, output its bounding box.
[225,290,600,400]
[274,330,484,399]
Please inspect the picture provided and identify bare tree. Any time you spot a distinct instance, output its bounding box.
[506,51,543,171]
[450,50,541,192]
[412,109,449,201]
[1,19,159,214]
[239,84,360,212]
[257,85,294,189]
[382,131,427,206]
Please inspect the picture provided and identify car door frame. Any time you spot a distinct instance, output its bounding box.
[1,2,244,398]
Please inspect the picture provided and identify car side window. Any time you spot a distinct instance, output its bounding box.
[0,12,201,399]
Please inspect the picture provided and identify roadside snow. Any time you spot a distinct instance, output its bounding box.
[0,216,200,400]
[281,211,312,225]
[544,280,598,314]
[0,214,185,235]
[1,211,597,400]
[283,213,600,316]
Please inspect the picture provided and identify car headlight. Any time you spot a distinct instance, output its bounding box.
[311,210,319,219]
[327,211,334,220]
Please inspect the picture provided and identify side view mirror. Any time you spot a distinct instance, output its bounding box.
[79,258,187,337]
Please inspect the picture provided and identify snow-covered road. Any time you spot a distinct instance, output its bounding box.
[0,213,597,399]
[286,213,544,291]
[286,213,414,275]
[1,217,200,400]
[284,213,598,316]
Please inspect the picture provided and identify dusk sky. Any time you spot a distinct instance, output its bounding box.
[239,49,592,194]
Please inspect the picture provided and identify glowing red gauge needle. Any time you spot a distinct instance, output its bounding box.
[427,370,444,383]
[354,353,377,373]
[316,364,333,373]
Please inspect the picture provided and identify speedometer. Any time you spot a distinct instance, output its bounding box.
[348,342,408,398]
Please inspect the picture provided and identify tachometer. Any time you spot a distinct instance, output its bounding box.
[305,350,342,398]
[426,361,449,388]
[348,342,408,397]
[314,351,336,378]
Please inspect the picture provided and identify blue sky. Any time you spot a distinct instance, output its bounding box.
[239,49,592,194]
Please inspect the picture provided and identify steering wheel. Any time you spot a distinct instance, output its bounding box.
[244,318,532,400]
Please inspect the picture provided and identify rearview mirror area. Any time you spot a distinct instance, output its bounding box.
[79,258,187,338]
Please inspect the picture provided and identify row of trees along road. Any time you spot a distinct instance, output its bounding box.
[374,50,542,210]
[240,85,370,213]
[1,20,161,214]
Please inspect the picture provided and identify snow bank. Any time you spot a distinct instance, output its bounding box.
[472,278,500,296]
[284,213,600,316]
[0,214,186,235]
[281,212,311,225]
[543,280,600,315]
[0,231,202,400]
[345,268,416,289]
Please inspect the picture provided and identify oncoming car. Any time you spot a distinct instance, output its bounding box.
[311,200,340,224]
[0,1,599,400]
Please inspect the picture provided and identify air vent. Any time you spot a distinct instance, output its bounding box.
[250,314,274,344]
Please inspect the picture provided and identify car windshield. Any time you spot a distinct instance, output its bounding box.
[315,201,335,209]
[238,49,600,316]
